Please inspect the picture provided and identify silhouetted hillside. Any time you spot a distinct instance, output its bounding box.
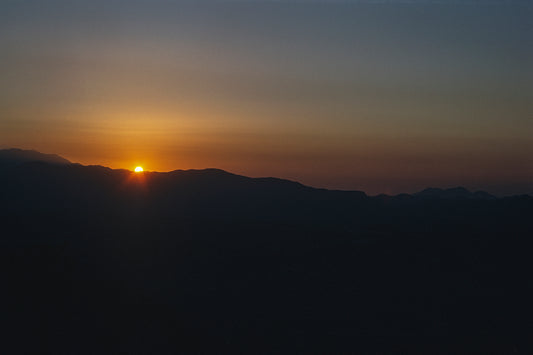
[415,187,496,200]
[1,151,532,353]
[0,148,71,166]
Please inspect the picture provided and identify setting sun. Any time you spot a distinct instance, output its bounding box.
[134,166,143,172]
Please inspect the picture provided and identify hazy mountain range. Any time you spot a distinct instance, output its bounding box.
[0,148,516,200]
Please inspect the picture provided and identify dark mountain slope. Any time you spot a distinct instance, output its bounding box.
[0,153,532,353]
[415,187,496,200]
[0,148,71,165]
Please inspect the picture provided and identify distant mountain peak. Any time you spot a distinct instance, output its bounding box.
[0,148,71,165]
[415,187,495,200]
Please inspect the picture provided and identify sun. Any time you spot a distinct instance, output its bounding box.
[134,166,143,172]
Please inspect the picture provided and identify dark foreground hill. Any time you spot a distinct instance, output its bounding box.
[1,152,532,353]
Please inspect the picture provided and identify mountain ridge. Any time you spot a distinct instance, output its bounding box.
[0,148,525,199]
[0,148,71,165]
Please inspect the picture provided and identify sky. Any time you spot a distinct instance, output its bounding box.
[0,0,531,195]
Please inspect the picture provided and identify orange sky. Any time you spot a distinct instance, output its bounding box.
[0,1,531,195]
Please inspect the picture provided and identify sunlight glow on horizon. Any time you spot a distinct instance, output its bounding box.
[135,166,144,172]
[0,0,530,195]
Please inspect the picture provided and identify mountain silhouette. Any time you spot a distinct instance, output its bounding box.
[415,187,496,200]
[0,149,499,201]
[0,148,71,166]
[1,149,532,353]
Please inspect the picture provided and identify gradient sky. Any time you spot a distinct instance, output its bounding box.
[1,0,531,195]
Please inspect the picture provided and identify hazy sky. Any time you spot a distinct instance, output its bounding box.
[1,0,531,195]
